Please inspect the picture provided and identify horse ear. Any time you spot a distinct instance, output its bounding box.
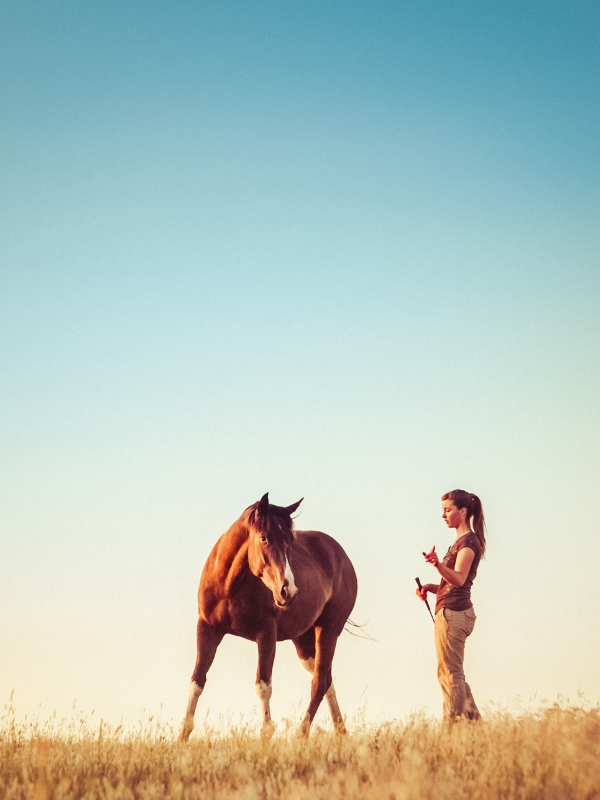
[258,493,270,513]
[285,498,303,516]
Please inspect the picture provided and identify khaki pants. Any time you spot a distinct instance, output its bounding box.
[434,606,480,723]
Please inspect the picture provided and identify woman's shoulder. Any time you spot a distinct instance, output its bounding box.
[455,532,480,554]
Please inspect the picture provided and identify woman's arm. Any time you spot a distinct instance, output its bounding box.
[415,583,440,601]
[424,546,475,588]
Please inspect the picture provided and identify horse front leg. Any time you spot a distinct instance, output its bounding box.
[255,623,277,737]
[180,619,224,742]
[298,627,342,737]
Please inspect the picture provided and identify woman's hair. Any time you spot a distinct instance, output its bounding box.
[442,489,486,557]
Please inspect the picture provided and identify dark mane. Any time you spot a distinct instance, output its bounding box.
[248,502,295,544]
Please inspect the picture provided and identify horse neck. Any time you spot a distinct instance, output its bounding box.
[221,519,251,587]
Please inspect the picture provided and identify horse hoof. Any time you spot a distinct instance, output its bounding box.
[179,720,194,742]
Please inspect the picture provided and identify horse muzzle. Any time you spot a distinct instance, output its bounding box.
[275,583,298,608]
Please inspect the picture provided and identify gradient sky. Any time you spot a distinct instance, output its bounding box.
[1,0,599,729]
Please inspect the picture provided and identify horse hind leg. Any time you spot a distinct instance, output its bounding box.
[299,656,345,733]
[180,620,223,742]
[294,627,346,735]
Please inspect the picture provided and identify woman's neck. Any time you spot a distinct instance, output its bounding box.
[454,522,473,538]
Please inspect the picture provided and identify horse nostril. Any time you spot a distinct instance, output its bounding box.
[281,586,287,599]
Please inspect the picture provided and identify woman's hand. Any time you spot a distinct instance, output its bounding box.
[415,583,438,601]
[425,547,475,588]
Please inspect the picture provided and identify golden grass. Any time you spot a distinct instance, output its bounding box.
[2,704,599,800]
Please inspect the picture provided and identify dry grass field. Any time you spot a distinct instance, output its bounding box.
[1,703,599,800]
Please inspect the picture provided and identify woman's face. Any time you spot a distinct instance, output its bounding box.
[442,498,466,529]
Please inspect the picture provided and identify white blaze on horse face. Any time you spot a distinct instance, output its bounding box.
[285,557,298,598]
[264,551,297,605]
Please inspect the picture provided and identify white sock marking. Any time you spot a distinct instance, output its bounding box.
[300,657,343,727]
[255,680,272,723]
[300,657,315,674]
[180,681,204,741]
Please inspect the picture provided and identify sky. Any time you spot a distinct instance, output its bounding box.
[1,0,599,731]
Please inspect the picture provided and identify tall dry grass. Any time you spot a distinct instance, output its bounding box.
[1,703,599,799]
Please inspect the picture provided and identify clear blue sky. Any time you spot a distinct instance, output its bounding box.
[1,0,599,728]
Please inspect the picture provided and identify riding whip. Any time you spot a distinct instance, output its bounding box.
[415,577,434,623]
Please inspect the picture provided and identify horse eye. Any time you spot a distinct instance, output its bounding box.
[260,536,267,544]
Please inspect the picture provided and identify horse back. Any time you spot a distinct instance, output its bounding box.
[293,530,356,594]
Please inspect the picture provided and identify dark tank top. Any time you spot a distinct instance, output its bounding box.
[435,532,481,614]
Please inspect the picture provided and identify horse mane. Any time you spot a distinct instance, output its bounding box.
[247,501,296,544]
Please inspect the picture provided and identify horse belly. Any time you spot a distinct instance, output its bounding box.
[275,591,328,641]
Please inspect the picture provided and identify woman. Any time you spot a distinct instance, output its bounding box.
[416,489,486,724]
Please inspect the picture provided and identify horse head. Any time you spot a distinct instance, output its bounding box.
[247,493,303,608]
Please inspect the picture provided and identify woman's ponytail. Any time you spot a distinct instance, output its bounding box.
[470,493,486,557]
[442,489,487,557]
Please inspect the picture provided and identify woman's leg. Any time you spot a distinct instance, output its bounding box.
[435,608,477,723]
[463,682,481,720]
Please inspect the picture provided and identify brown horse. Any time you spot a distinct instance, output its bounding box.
[180,493,357,740]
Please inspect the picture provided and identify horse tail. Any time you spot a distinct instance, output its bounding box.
[344,618,376,641]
